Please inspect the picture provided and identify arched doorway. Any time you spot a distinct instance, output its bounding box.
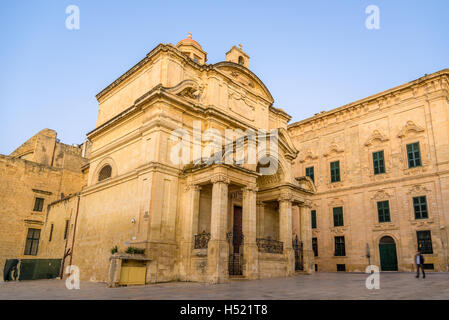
[379,236,398,271]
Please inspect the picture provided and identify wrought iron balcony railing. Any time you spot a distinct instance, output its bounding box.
[256,237,283,254]
[194,231,210,249]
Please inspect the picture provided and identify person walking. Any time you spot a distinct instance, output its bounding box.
[415,251,425,278]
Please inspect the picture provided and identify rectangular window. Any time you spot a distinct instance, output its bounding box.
[312,237,318,257]
[413,196,428,219]
[49,224,54,242]
[311,210,317,229]
[64,220,70,240]
[377,200,391,223]
[305,166,315,183]
[407,142,422,168]
[417,231,433,254]
[423,264,434,270]
[33,197,44,212]
[315,264,318,272]
[373,150,386,174]
[333,207,344,227]
[330,161,340,183]
[24,228,41,255]
[334,236,346,256]
[337,264,346,272]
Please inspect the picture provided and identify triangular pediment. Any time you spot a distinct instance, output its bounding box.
[397,120,424,138]
[365,130,389,147]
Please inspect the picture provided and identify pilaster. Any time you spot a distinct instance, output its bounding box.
[279,193,294,276]
[207,175,229,283]
[242,185,259,279]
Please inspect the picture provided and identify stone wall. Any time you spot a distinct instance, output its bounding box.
[0,155,84,280]
[288,70,449,272]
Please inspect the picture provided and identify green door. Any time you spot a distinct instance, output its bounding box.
[379,236,398,271]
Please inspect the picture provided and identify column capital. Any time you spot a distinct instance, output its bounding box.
[242,184,258,193]
[278,192,292,203]
[211,174,230,185]
[256,200,265,207]
[184,184,202,192]
[303,200,313,209]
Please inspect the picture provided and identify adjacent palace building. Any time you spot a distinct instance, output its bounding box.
[1,35,448,285]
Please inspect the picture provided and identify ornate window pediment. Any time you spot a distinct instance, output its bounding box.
[328,197,344,208]
[397,121,424,138]
[371,190,391,201]
[406,184,430,195]
[299,149,318,163]
[323,143,344,157]
[364,130,389,147]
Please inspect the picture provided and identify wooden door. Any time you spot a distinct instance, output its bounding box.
[233,206,243,253]
[379,236,398,271]
[229,206,243,276]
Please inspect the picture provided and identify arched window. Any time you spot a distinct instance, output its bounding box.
[98,165,112,182]
[238,56,244,66]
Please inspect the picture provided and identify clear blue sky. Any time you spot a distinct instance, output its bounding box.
[0,1,448,154]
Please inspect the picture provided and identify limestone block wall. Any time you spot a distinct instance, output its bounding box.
[39,195,79,260]
[258,254,286,278]
[288,71,449,272]
[70,176,141,282]
[0,155,84,280]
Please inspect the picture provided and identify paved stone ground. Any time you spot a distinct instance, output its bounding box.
[1,272,448,300]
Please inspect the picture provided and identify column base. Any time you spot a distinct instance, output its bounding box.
[302,248,315,274]
[243,244,259,280]
[206,239,229,284]
[284,248,295,276]
[178,241,193,281]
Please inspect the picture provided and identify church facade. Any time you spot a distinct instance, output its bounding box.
[2,36,448,284]
[40,35,315,285]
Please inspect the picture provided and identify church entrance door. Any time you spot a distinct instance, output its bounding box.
[229,206,243,276]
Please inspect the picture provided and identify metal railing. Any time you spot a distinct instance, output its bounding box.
[194,231,210,249]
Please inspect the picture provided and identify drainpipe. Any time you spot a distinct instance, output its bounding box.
[60,194,80,279]
[69,194,81,267]
[60,205,69,279]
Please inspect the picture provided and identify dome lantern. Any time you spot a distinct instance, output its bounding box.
[176,32,207,64]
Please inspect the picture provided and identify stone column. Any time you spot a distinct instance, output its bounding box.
[242,185,259,279]
[179,184,201,281]
[256,201,265,238]
[207,175,229,283]
[300,204,315,274]
[279,193,295,276]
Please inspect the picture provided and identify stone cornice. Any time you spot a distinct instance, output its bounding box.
[257,182,314,195]
[288,68,449,130]
[95,43,279,111]
[96,44,205,101]
[89,82,276,141]
[310,168,449,197]
[81,161,180,196]
[269,105,291,121]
